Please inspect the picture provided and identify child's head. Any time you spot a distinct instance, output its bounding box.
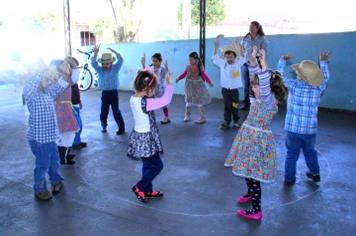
[224,50,237,64]
[188,52,202,67]
[134,70,157,97]
[151,53,162,68]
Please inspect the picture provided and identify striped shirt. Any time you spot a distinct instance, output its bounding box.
[91,52,124,90]
[277,59,330,134]
[248,64,274,107]
[23,74,68,143]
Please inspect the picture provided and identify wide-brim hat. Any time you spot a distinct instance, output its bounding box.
[292,60,323,87]
[221,43,242,58]
[99,53,116,64]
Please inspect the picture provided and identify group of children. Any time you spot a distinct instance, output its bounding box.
[24,32,330,222]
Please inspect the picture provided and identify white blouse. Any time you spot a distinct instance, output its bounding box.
[130,96,150,133]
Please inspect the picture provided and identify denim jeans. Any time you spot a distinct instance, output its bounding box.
[137,154,164,193]
[29,140,64,192]
[241,63,250,108]
[73,106,82,145]
[285,132,320,181]
[100,90,125,131]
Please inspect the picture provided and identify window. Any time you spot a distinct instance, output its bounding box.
[80,31,96,46]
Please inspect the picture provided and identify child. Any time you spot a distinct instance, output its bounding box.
[70,57,87,150]
[224,47,287,221]
[127,68,174,203]
[212,35,245,130]
[141,53,171,124]
[23,61,71,201]
[176,52,213,124]
[278,52,330,186]
[53,58,79,165]
[91,44,125,135]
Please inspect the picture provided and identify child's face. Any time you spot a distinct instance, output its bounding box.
[224,53,236,64]
[189,57,198,66]
[152,57,161,68]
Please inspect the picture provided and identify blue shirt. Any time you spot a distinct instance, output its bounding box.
[23,74,68,143]
[91,52,124,90]
[277,59,330,134]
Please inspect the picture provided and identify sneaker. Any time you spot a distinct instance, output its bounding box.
[194,118,206,124]
[160,117,171,125]
[237,209,263,221]
[132,185,146,203]
[72,142,87,150]
[146,190,164,198]
[102,126,107,133]
[284,179,296,186]
[220,121,230,130]
[238,195,252,204]
[183,116,191,122]
[116,129,125,135]
[306,172,320,182]
[52,182,64,194]
[35,191,53,201]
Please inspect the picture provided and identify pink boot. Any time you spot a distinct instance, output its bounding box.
[238,195,252,204]
[237,210,263,221]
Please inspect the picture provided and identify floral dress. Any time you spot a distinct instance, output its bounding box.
[178,65,211,106]
[224,67,278,183]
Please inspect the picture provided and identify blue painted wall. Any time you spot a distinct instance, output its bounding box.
[88,31,356,111]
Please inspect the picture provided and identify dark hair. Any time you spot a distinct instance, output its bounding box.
[134,70,157,93]
[224,50,237,58]
[244,21,265,38]
[151,53,162,62]
[189,51,203,75]
[249,71,288,105]
[270,71,288,105]
[70,57,79,66]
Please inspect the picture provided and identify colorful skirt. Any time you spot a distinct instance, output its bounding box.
[184,79,211,106]
[55,101,79,133]
[224,123,277,183]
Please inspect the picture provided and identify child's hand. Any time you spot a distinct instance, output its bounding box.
[164,61,169,71]
[214,34,223,47]
[281,54,293,61]
[93,44,100,54]
[249,46,258,66]
[175,78,179,84]
[140,53,146,67]
[320,51,330,61]
[165,72,172,85]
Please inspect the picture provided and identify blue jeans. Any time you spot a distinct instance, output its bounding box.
[285,132,320,181]
[101,90,125,131]
[73,106,82,145]
[241,63,250,107]
[137,154,164,193]
[29,140,64,192]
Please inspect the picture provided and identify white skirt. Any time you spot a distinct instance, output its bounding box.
[57,131,76,147]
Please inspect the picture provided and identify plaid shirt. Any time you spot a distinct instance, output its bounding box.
[277,59,330,134]
[23,74,68,143]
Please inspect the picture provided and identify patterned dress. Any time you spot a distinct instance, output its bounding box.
[183,66,211,106]
[224,66,278,183]
[127,97,163,159]
[151,66,167,98]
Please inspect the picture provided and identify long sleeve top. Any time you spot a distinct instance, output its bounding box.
[277,59,330,134]
[23,74,69,143]
[176,66,213,85]
[248,64,273,107]
[91,52,124,90]
[212,54,244,89]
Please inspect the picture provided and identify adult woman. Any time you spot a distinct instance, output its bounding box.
[240,21,268,110]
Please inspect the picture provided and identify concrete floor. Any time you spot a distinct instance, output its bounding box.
[0,85,355,236]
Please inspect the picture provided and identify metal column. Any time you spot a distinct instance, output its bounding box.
[63,0,72,56]
[199,0,206,66]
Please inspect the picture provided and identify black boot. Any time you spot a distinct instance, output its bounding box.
[58,146,66,165]
[65,147,76,165]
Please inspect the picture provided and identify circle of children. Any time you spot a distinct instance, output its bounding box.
[24,21,330,222]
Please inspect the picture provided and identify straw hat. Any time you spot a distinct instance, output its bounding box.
[99,53,116,64]
[221,43,242,58]
[292,60,323,87]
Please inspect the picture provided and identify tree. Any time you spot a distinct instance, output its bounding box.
[108,0,142,42]
[91,18,112,36]
[177,0,225,26]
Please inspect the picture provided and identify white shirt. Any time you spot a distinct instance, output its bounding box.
[212,55,244,89]
[130,96,150,133]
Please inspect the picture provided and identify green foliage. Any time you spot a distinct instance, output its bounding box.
[177,0,225,26]
[91,18,111,36]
